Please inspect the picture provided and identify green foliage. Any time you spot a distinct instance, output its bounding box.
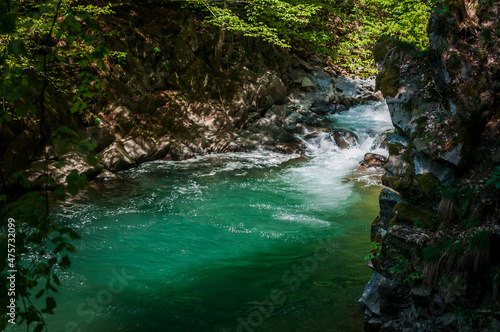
[0,0,111,329]
[438,180,477,218]
[389,255,409,274]
[454,306,485,326]
[486,167,500,189]
[330,0,438,76]
[188,0,320,48]
[364,241,381,261]
[404,271,424,286]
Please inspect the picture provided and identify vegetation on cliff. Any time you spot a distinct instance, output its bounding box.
[361,0,500,330]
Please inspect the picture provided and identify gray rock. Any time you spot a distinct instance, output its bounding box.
[387,133,410,147]
[168,141,194,161]
[293,55,314,71]
[387,96,413,136]
[27,151,103,186]
[85,127,115,153]
[152,135,172,160]
[101,141,136,172]
[301,77,315,88]
[371,129,393,150]
[359,272,383,318]
[122,136,155,164]
[386,153,412,177]
[379,188,401,226]
[286,112,305,123]
[413,138,429,153]
[413,152,454,183]
[441,144,462,167]
[269,105,286,118]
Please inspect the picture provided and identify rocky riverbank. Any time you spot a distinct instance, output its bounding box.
[359,1,500,331]
[0,2,382,194]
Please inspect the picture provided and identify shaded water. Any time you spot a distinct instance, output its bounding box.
[19,101,393,331]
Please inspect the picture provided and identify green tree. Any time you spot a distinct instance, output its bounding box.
[0,1,111,330]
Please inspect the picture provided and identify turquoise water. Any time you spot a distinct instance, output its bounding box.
[20,102,393,331]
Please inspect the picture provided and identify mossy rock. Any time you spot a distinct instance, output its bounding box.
[376,64,399,97]
[388,142,404,156]
[390,201,438,229]
[415,173,441,201]
[372,36,393,63]
[382,174,413,192]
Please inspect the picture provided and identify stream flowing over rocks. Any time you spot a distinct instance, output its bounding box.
[15,56,386,187]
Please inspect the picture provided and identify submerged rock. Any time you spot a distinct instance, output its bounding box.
[332,130,358,149]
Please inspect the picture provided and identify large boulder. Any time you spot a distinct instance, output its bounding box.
[101,141,136,172]
[27,151,102,186]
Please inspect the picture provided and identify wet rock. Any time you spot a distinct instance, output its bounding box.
[371,129,393,150]
[358,153,388,170]
[95,169,117,181]
[332,130,358,149]
[167,141,194,161]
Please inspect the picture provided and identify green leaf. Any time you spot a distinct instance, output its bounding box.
[66,170,89,196]
[60,255,71,270]
[12,171,31,188]
[35,289,45,299]
[86,153,100,167]
[97,59,105,71]
[70,100,87,113]
[52,274,61,286]
[42,297,56,314]
[77,140,95,154]
[81,90,93,99]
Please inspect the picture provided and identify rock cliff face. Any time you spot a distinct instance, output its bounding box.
[359,1,500,331]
